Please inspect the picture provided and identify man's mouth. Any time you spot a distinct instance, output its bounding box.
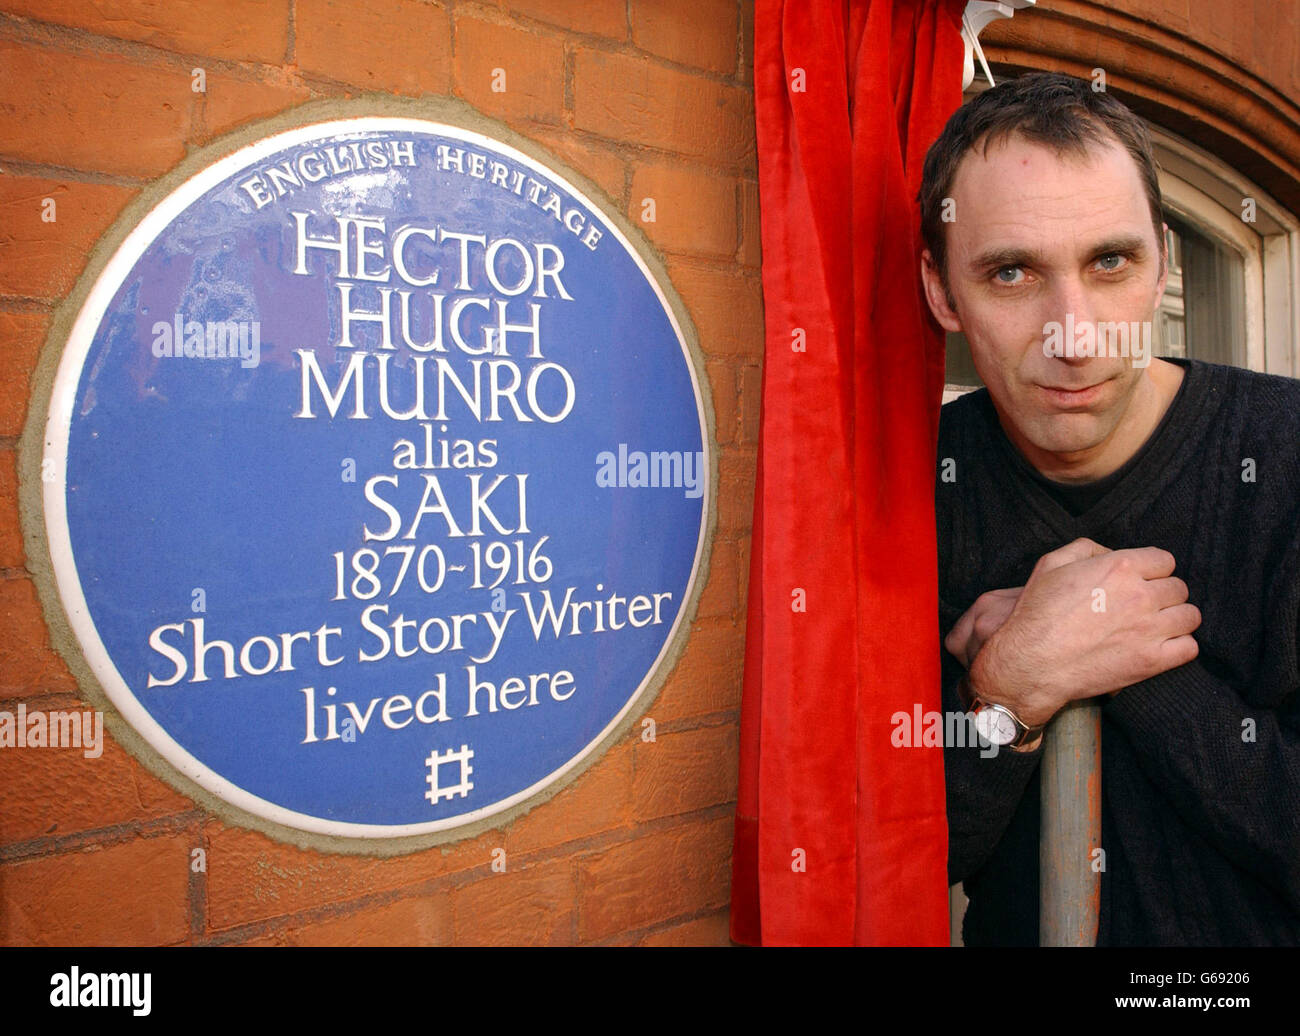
[1038,382,1106,408]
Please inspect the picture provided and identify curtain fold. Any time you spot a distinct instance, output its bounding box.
[731,0,968,946]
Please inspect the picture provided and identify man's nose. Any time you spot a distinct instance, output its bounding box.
[1047,273,1096,326]
[1044,275,1097,365]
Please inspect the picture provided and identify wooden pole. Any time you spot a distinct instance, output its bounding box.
[1039,700,1102,945]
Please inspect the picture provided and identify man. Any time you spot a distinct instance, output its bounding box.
[918,72,1300,945]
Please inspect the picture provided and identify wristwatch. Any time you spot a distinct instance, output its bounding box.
[956,674,1045,753]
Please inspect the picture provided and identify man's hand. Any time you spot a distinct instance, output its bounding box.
[943,536,1095,669]
[963,538,1202,728]
[944,535,1099,670]
[945,586,1022,669]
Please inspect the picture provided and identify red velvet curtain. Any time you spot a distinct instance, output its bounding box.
[731,0,968,946]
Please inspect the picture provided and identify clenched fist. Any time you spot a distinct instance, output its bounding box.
[960,538,1201,728]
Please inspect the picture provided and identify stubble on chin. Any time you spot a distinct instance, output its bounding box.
[1014,376,1138,463]
[1026,412,1111,457]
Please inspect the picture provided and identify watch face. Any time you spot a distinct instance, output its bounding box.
[975,705,1018,746]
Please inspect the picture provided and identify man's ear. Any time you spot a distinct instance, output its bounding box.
[921,249,962,333]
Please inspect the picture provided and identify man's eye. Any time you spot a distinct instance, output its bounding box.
[994,266,1024,285]
[1095,252,1128,272]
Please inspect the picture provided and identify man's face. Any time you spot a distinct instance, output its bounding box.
[921,133,1168,474]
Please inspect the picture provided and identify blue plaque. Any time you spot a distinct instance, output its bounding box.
[36,109,713,844]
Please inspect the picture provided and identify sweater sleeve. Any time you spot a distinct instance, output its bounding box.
[939,626,1043,885]
[1103,662,1300,914]
[1103,502,1300,915]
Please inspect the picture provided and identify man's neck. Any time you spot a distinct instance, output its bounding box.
[1005,359,1187,484]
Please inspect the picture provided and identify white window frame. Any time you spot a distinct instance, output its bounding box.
[1149,124,1300,377]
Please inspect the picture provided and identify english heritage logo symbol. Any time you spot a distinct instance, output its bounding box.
[37,109,712,843]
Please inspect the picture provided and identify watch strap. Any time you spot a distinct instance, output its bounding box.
[958,675,1045,752]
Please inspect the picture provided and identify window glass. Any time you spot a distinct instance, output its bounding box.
[1162,215,1246,366]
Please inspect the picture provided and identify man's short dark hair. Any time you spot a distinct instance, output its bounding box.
[919,72,1165,286]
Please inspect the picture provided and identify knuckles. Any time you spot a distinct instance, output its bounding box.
[1108,552,1137,578]
[973,612,1002,640]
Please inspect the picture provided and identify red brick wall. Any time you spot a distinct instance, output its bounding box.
[983,0,1300,214]
[0,0,759,946]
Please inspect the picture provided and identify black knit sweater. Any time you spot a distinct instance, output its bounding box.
[936,358,1300,946]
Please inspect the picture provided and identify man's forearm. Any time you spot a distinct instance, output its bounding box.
[941,649,1043,884]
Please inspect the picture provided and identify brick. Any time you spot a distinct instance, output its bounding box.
[1101,0,1188,35]
[204,819,497,930]
[193,74,312,146]
[665,260,764,359]
[633,723,738,820]
[597,928,643,946]
[631,0,739,74]
[1190,2,1232,52]
[506,0,627,40]
[231,931,284,946]
[0,450,20,569]
[0,176,137,301]
[0,719,193,846]
[706,359,737,445]
[1252,7,1297,97]
[637,909,731,945]
[739,177,760,267]
[284,892,453,946]
[0,833,192,945]
[738,533,751,612]
[717,445,755,535]
[0,310,49,437]
[0,0,292,64]
[0,40,192,177]
[695,535,738,620]
[454,15,565,127]
[295,0,451,96]
[522,127,627,208]
[137,758,193,814]
[451,858,575,945]
[1190,0,1252,67]
[574,50,754,168]
[739,362,762,444]
[647,624,744,723]
[501,741,633,855]
[576,815,731,941]
[0,578,78,700]
[629,162,737,258]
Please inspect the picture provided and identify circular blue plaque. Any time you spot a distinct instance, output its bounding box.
[38,110,713,843]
